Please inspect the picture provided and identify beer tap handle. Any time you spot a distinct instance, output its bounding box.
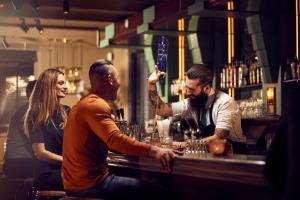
[116,109,121,121]
[120,108,124,121]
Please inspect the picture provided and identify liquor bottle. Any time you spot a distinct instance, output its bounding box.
[252,61,257,84]
[226,64,230,88]
[222,65,226,88]
[220,72,223,88]
[228,63,233,88]
[284,58,292,80]
[260,66,264,83]
[297,60,300,80]
[233,63,237,88]
[157,36,169,78]
[256,63,261,84]
[238,61,243,87]
[249,61,253,85]
[291,57,297,79]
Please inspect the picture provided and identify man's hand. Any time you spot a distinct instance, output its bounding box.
[149,146,183,173]
[148,66,166,85]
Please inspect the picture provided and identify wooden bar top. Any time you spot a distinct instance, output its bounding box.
[108,152,268,186]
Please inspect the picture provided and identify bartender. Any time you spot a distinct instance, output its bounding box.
[148,64,247,154]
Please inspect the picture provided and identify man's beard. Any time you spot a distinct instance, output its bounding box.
[188,92,208,110]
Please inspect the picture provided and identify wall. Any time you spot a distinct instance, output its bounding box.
[0,26,130,120]
[34,43,130,120]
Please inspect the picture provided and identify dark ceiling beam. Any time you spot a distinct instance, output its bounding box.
[151,0,194,28]
[108,0,195,44]
[188,1,258,19]
[112,13,143,43]
[0,6,138,22]
[43,6,137,16]
[0,22,104,31]
[0,11,126,22]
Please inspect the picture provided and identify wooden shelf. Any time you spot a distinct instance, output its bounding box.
[282,79,300,83]
[221,84,262,90]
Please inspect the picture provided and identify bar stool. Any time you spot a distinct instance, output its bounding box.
[0,175,34,200]
[34,190,66,200]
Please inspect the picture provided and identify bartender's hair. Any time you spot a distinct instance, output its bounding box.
[89,59,113,86]
[186,64,213,86]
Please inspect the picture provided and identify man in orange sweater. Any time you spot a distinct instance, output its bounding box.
[62,59,180,199]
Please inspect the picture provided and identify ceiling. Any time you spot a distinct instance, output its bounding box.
[0,0,161,28]
[0,0,163,47]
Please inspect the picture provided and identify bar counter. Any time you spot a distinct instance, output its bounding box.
[108,152,272,199]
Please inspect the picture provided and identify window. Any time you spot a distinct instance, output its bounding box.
[0,75,34,131]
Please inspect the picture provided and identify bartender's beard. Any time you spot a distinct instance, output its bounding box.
[188,90,208,110]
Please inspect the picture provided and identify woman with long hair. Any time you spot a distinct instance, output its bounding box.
[24,68,69,190]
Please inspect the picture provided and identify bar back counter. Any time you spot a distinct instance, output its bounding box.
[108,152,272,200]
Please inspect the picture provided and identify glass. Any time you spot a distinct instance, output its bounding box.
[237,98,263,119]
[184,139,208,155]
[150,132,161,147]
[160,136,173,149]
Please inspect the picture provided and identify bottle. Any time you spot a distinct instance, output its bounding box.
[157,36,169,77]
[222,65,226,88]
[297,60,300,80]
[238,61,243,87]
[256,63,261,84]
[260,66,264,83]
[225,64,229,88]
[233,60,237,88]
[228,63,233,88]
[291,57,297,80]
[284,58,292,80]
[220,72,223,88]
[252,61,257,84]
[249,61,253,85]
[241,62,248,86]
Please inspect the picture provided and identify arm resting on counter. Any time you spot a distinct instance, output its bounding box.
[201,128,230,143]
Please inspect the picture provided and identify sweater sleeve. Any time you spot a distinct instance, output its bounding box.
[81,98,151,157]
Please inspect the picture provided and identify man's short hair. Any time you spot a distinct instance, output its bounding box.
[26,80,37,99]
[89,59,113,81]
[186,64,213,86]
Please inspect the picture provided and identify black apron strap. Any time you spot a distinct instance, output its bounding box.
[208,92,217,127]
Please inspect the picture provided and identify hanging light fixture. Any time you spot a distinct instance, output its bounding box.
[19,18,29,33]
[63,0,69,15]
[0,0,4,8]
[31,0,39,10]
[34,18,44,34]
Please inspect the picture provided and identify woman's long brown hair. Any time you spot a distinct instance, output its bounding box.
[24,68,67,136]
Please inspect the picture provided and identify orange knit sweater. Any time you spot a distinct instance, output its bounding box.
[62,94,151,191]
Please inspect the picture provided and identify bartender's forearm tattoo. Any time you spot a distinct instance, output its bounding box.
[148,88,171,110]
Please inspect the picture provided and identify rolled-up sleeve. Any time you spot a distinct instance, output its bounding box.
[171,99,188,116]
[215,99,238,131]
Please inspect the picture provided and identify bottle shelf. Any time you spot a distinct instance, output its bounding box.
[220,83,262,90]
